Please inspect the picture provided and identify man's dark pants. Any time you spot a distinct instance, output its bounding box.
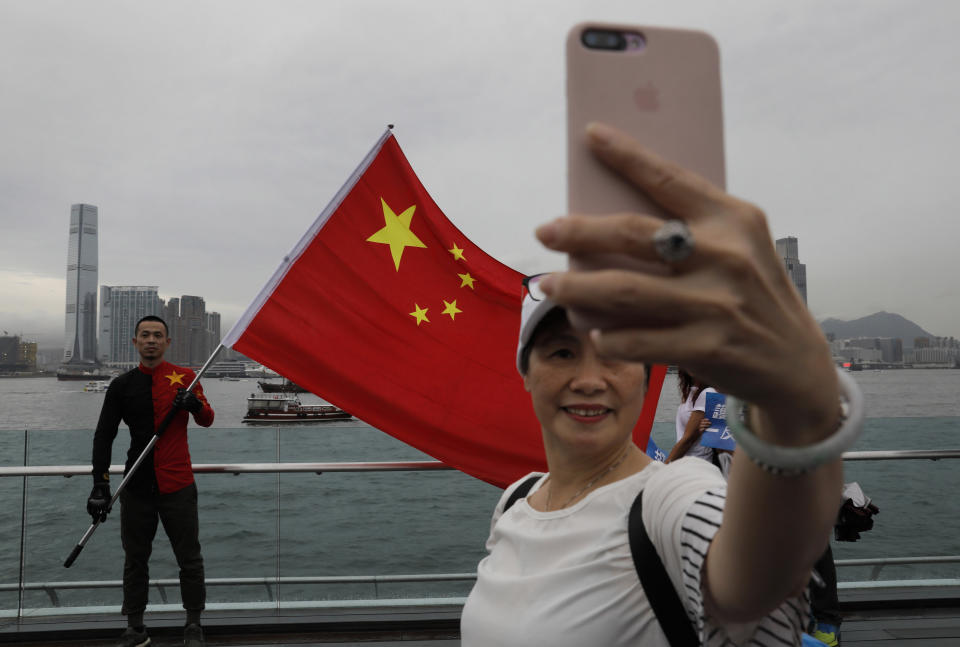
[120,482,206,615]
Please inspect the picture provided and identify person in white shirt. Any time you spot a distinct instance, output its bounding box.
[668,369,718,464]
[460,122,859,646]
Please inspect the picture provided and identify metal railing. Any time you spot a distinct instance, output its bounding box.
[3,448,959,478]
[0,573,477,607]
[835,555,960,584]
[0,460,451,477]
[3,449,960,616]
[7,555,960,609]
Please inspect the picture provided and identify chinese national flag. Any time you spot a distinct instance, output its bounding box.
[223,129,664,488]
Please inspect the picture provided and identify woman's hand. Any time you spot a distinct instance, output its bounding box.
[536,122,838,444]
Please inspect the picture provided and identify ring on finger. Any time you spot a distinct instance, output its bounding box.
[652,219,695,263]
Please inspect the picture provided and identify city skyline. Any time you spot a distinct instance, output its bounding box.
[96,287,223,369]
[2,2,959,346]
[55,197,225,369]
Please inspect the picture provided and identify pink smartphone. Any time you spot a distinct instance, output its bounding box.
[567,22,726,220]
[565,23,726,328]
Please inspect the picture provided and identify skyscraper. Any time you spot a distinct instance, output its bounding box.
[206,311,222,352]
[63,204,99,365]
[775,236,807,305]
[162,295,221,367]
[99,286,163,367]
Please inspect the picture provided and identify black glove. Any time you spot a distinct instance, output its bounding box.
[87,481,112,523]
[173,388,203,414]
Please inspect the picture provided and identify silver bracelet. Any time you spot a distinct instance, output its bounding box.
[726,368,864,477]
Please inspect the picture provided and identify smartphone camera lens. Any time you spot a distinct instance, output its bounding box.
[623,32,646,51]
[582,29,626,51]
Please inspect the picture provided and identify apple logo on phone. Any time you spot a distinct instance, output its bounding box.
[633,82,659,111]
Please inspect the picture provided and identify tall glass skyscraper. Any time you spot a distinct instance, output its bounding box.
[99,286,163,367]
[63,204,99,365]
[775,236,808,306]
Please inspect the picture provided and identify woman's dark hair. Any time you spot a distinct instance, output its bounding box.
[519,307,568,374]
[678,369,707,402]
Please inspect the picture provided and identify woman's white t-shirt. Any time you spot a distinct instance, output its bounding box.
[676,386,718,462]
[460,458,808,647]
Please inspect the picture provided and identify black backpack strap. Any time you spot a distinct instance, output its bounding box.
[503,475,541,513]
[629,491,700,647]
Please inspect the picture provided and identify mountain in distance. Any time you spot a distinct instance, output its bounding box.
[819,311,934,348]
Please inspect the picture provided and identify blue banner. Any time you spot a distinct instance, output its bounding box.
[699,392,736,451]
[646,436,666,462]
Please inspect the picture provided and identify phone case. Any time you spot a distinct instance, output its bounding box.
[566,23,726,218]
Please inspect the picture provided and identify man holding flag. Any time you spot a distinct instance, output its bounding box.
[89,315,214,647]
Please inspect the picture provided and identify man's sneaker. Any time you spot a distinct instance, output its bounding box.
[812,623,839,647]
[184,622,205,647]
[116,625,150,647]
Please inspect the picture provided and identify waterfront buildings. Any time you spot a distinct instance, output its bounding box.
[96,289,221,369]
[830,335,959,368]
[98,286,163,368]
[775,236,807,306]
[56,203,222,370]
[62,204,99,366]
[0,335,37,373]
[907,336,960,366]
[844,337,904,363]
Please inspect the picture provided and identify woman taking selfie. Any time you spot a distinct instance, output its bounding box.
[460,123,861,646]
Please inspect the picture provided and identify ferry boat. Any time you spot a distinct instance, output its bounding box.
[257,377,308,393]
[82,381,108,392]
[242,393,352,423]
[56,367,111,381]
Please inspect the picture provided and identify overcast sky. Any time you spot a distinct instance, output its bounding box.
[2,0,958,349]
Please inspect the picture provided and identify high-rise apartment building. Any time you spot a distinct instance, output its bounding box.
[0,335,37,372]
[207,312,222,351]
[63,204,99,365]
[99,286,163,367]
[846,337,904,363]
[163,295,221,367]
[775,236,807,305]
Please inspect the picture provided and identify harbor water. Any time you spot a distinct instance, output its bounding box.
[1,370,959,614]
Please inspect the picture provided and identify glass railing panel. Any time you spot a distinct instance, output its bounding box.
[153,427,280,608]
[20,428,121,612]
[277,423,499,603]
[0,430,26,617]
[17,427,283,614]
[3,415,959,618]
[830,417,960,583]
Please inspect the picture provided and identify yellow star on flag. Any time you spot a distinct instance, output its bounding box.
[366,198,427,271]
[458,272,476,289]
[165,371,186,386]
[409,304,430,326]
[448,244,465,261]
[441,299,462,321]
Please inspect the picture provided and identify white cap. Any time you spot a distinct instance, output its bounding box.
[516,293,561,374]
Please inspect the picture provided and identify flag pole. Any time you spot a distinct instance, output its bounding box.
[64,344,225,567]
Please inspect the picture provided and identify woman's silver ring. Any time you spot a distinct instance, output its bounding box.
[652,219,695,263]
